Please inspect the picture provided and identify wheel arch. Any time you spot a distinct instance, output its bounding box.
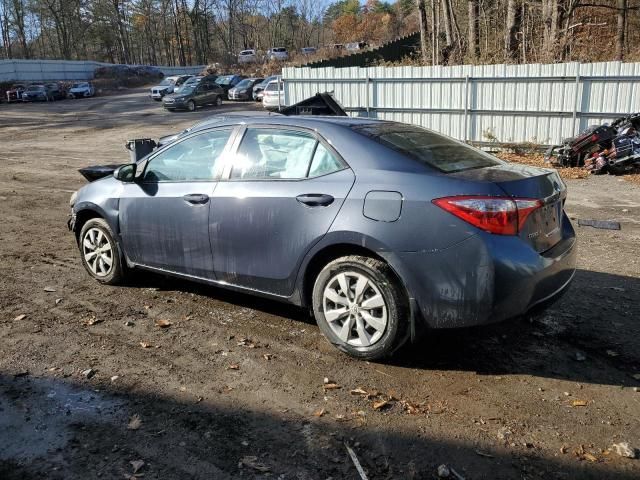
[299,241,409,311]
[73,203,117,243]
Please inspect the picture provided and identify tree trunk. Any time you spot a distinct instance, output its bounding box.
[541,0,559,61]
[616,0,627,61]
[416,0,429,64]
[504,0,520,62]
[430,0,437,65]
[440,0,455,64]
[468,0,479,61]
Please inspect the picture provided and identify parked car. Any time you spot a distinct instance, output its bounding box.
[238,49,258,64]
[22,83,64,102]
[252,75,278,101]
[68,82,95,98]
[228,78,263,101]
[6,84,26,102]
[177,74,215,91]
[162,82,225,111]
[300,47,317,56]
[267,47,289,61]
[262,79,283,110]
[150,75,192,100]
[345,41,368,51]
[214,74,246,99]
[68,116,577,360]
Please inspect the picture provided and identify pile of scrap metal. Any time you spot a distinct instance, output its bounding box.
[545,113,640,174]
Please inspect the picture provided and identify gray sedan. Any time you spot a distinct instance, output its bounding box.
[68,116,577,359]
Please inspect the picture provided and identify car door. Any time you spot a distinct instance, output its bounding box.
[119,127,236,279]
[192,84,206,106]
[209,126,355,296]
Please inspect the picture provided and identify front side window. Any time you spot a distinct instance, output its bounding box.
[231,128,343,180]
[143,129,232,182]
[352,123,503,173]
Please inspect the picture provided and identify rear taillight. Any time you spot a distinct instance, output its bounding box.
[433,196,543,235]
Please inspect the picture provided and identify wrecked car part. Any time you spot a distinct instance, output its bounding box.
[545,112,640,174]
[577,219,621,230]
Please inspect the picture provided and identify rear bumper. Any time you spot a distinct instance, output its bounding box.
[392,215,577,329]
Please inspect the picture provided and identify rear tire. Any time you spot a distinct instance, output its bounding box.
[312,255,408,360]
[79,218,126,285]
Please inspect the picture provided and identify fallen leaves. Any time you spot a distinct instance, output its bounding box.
[13,314,26,321]
[43,286,56,292]
[154,319,172,328]
[372,399,390,411]
[262,353,273,361]
[350,387,368,396]
[571,400,588,407]
[313,408,326,417]
[237,337,257,348]
[139,342,159,349]
[127,414,142,430]
[82,316,102,326]
[228,364,240,370]
[322,377,341,390]
[323,383,341,390]
[130,459,145,473]
[475,450,494,458]
[238,456,270,473]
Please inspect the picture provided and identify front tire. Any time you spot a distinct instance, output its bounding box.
[215,96,223,107]
[312,256,408,360]
[79,218,126,285]
[187,100,196,111]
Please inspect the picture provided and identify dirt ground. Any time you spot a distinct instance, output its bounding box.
[1,90,639,480]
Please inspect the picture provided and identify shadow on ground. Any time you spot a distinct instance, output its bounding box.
[126,268,640,389]
[0,373,636,480]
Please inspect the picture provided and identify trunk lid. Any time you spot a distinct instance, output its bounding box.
[449,164,567,252]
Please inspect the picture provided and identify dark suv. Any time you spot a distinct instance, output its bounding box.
[162,82,225,112]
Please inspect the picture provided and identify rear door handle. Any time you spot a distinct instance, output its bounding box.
[296,194,334,207]
[183,193,209,205]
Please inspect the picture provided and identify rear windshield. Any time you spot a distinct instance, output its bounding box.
[352,124,502,173]
[216,75,234,85]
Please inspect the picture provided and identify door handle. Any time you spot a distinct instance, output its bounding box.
[296,194,334,207]
[183,193,209,205]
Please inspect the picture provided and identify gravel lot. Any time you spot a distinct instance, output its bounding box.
[1,90,639,480]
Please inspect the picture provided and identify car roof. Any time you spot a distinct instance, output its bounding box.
[188,114,387,134]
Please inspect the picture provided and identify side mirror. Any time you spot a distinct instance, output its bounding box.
[114,163,137,182]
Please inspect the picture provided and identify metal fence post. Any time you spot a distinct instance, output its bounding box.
[463,75,470,142]
[572,63,581,136]
[278,76,282,111]
[365,77,371,117]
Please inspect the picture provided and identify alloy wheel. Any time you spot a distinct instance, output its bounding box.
[82,227,114,277]
[322,271,388,347]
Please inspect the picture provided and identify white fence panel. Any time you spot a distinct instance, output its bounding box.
[283,61,640,145]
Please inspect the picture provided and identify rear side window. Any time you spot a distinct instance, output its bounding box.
[352,124,502,173]
[231,128,343,180]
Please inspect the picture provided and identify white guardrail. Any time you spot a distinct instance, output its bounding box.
[0,59,205,83]
[283,61,640,145]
